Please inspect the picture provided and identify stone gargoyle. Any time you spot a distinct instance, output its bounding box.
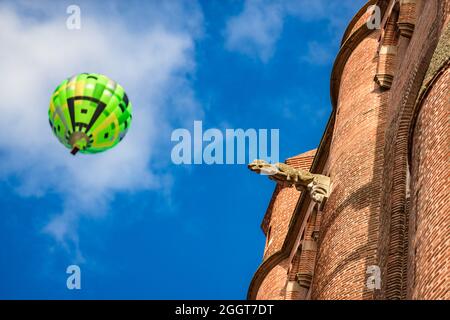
[248,159,331,204]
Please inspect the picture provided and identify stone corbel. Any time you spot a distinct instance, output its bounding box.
[375,10,400,90]
[247,160,331,205]
[398,0,416,38]
[375,45,398,89]
[296,272,313,289]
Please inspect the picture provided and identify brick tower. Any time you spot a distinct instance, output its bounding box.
[247,0,449,300]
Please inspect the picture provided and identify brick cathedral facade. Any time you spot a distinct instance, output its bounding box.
[248,0,449,300]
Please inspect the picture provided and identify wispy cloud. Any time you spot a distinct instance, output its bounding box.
[300,41,334,66]
[225,0,284,62]
[0,1,203,249]
[224,0,365,63]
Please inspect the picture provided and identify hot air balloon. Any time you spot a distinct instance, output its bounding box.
[48,73,132,155]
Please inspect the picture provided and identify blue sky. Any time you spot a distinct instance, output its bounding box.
[0,0,366,299]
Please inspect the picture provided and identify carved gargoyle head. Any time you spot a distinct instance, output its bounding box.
[247,159,278,176]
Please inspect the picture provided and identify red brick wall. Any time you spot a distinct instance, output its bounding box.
[256,259,289,300]
[263,186,300,260]
[409,66,449,299]
[311,32,387,300]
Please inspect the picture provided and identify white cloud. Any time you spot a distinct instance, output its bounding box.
[224,0,365,62]
[301,41,334,66]
[0,2,203,246]
[225,0,284,62]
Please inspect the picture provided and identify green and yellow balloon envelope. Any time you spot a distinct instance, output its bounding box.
[48,73,132,155]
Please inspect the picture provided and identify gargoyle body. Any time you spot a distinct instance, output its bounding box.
[248,159,331,204]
